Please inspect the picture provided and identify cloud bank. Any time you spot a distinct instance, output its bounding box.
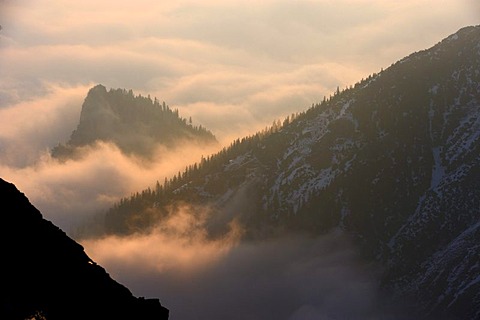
[82,218,399,320]
[0,140,220,233]
[1,1,478,143]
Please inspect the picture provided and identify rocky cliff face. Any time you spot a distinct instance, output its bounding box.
[0,178,169,320]
[52,84,217,159]
[102,26,480,319]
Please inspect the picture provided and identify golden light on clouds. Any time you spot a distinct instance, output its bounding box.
[0,0,478,231]
[82,205,244,274]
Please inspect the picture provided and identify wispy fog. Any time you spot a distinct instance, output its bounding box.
[82,211,392,320]
[0,84,88,167]
[83,205,244,273]
[0,138,220,233]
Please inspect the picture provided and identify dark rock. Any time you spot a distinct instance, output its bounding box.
[0,178,169,320]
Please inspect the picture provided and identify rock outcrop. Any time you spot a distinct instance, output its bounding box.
[52,84,217,159]
[0,178,169,320]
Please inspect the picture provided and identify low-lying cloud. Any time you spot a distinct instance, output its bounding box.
[1,139,220,234]
[0,83,222,234]
[83,205,244,274]
[0,84,88,167]
[82,213,394,320]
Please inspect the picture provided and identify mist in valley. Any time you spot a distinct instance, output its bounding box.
[0,136,221,233]
[82,204,396,320]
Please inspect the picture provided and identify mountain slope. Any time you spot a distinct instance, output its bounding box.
[102,25,480,319]
[0,178,169,320]
[52,84,217,159]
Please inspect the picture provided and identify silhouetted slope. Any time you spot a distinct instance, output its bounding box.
[0,178,169,320]
[52,84,217,159]
[101,26,480,319]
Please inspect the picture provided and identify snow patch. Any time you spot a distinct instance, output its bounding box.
[430,147,445,190]
[339,100,351,118]
[429,84,439,95]
[449,34,459,41]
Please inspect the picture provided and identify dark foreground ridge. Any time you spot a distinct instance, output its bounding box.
[0,178,169,320]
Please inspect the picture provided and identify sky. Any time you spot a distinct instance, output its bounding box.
[1,1,479,142]
[1,1,479,319]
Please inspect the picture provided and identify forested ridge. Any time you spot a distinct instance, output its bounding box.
[52,84,217,159]
[97,26,480,319]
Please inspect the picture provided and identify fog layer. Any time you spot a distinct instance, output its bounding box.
[0,139,220,233]
[82,205,390,320]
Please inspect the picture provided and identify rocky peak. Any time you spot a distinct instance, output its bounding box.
[52,85,218,159]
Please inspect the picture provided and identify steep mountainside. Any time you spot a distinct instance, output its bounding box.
[52,84,217,159]
[102,26,480,319]
[0,178,169,320]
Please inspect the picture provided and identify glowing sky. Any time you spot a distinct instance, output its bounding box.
[0,0,478,231]
[1,0,478,143]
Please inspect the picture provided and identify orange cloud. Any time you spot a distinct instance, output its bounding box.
[1,140,221,233]
[82,204,244,274]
